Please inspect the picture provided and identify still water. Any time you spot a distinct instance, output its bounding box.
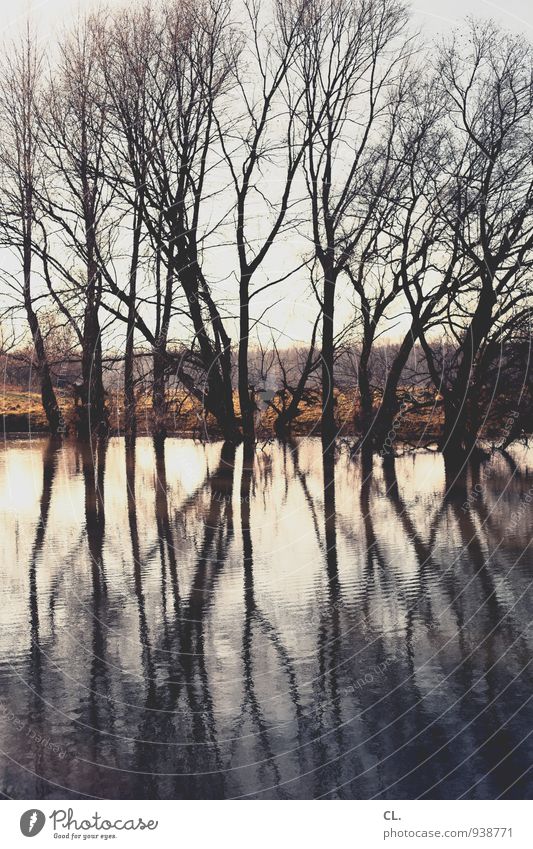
[0,436,532,799]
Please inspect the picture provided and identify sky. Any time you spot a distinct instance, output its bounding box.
[2,0,533,352]
[4,0,531,41]
[413,0,533,33]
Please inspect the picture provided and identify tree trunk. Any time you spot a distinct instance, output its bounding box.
[371,328,415,453]
[25,300,62,435]
[275,316,320,439]
[152,345,167,447]
[238,274,255,446]
[124,318,136,445]
[321,264,337,447]
[200,281,239,441]
[124,197,143,446]
[78,202,108,439]
[23,217,62,435]
[274,402,298,439]
[78,305,107,439]
[357,333,374,443]
[440,393,481,460]
[177,259,241,443]
[440,278,497,461]
[274,371,315,439]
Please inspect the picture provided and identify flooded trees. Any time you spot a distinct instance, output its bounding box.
[346,75,446,454]
[34,19,111,438]
[421,22,533,463]
[0,29,62,434]
[97,1,241,444]
[94,6,156,445]
[1,4,533,454]
[216,0,310,447]
[299,0,410,445]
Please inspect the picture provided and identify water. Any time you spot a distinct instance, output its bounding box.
[0,435,532,799]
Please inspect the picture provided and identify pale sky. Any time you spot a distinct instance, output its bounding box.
[413,0,533,33]
[4,0,530,40]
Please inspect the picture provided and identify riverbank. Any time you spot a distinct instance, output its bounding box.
[1,383,517,445]
[1,384,442,438]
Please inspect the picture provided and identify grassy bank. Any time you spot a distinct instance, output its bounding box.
[1,383,449,441]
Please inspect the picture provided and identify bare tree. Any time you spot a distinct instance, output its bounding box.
[34,17,112,438]
[300,0,410,445]
[356,75,453,454]
[0,26,62,433]
[98,1,242,443]
[419,21,533,462]
[94,6,157,444]
[216,0,310,446]
[343,75,440,450]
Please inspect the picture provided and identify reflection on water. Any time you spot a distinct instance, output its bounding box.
[0,436,532,799]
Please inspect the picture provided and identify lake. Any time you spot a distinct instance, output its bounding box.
[0,435,532,799]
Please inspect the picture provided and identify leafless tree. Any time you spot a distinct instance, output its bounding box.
[419,21,533,462]
[93,6,157,444]
[101,0,241,444]
[0,27,62,432]
[355,75,455,454]
[215,0,310,446]
[32,17,112,437]
[344,73,444,451]
[299,0,411,445]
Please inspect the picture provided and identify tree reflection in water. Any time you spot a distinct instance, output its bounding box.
[0,436,532,799]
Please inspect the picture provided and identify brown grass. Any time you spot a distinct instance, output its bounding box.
[1,383,447,440]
